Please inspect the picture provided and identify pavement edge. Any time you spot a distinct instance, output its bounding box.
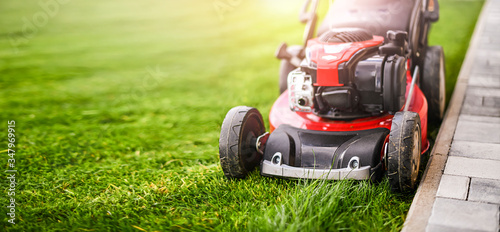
[401,0,490,231]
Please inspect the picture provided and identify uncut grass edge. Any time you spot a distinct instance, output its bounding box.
[248,178,412,232]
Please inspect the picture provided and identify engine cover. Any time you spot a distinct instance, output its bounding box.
[308,28,384,87]
[288,28,407,120]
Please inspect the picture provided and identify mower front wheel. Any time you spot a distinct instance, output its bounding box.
[387,111,422,192]
[219,106,266,179]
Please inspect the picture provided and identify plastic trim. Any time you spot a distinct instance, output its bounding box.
[261,160,371,180]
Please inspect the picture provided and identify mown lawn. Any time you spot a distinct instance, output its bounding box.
[0,0,483,231]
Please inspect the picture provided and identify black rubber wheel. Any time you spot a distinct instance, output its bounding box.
[279,60,296,94]
[219,106,266,179]
[387,111,422,192]
[422,46,446,122]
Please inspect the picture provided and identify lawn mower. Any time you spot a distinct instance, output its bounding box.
[219,0,445,192]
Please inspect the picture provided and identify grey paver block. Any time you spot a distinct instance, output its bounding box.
[471,69,500,77]
[483,96,500,107]
[468,178,500,204]
[487,58,500,66]
[464,95,483,106]
[459,114,500,124]
[471,57,500,74]
[426,198,500,232]
[469,74,500,88]
[479,42,500,50]
[444,156,500,180]
[471,66,500,75]
[450,140,500,161]
[462,94,500,109]
[462,88,500,117]
[462,93,500,108]
[473,51,500,66]
[467,87,500,98]
[454,116,500,143]
[485,14,500,22]
[461,104,500,117]
[436,175,469,200]
[480,35,500,45]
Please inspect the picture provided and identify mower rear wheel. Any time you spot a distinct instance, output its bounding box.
[422,46,446,122]
[387,111,422,192]
[219,106,266,179]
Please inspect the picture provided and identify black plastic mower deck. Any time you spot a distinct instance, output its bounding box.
[262,124,389,179]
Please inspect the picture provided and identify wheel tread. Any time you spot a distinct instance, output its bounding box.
[387,111,422,192]
[219,106,265,179]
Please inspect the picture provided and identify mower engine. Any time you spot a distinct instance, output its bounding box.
[288,28,408,119]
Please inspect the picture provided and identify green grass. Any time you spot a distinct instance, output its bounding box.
[0,0,483,231]
[249,179,413,232]
[429,0,485,102]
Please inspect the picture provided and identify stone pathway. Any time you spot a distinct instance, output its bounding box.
[403,0,500,231]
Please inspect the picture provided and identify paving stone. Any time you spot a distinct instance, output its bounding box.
[485,16,500,25]
[473,51,500,64]
[471,54,500,74]
[463,94,500,108]
[454,115,500,143]
[467,87,500,98]
[470,56,500,75]
[444,156,500,180]
[461,88,500,116]
[471,65,500,75]
[450,140,500,161]
[462,104,500,117]
[488,58,500,67]
[471,68,500,77]
[469,178,500,204]
[459,114,500,124]
[479,43,500,51]
[426,198,500,232]
[468,74,500,88]
[464,95,484,106]
[479,35,500,48]
[436,174,469,200]
[483,96,500,107]
[483,28,500,36]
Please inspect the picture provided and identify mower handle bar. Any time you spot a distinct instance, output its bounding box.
[404,66,419,111]
[425,0,440,22]
[299,0,319,23]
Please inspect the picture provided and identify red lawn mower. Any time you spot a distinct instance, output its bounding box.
[219,0,445,192]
